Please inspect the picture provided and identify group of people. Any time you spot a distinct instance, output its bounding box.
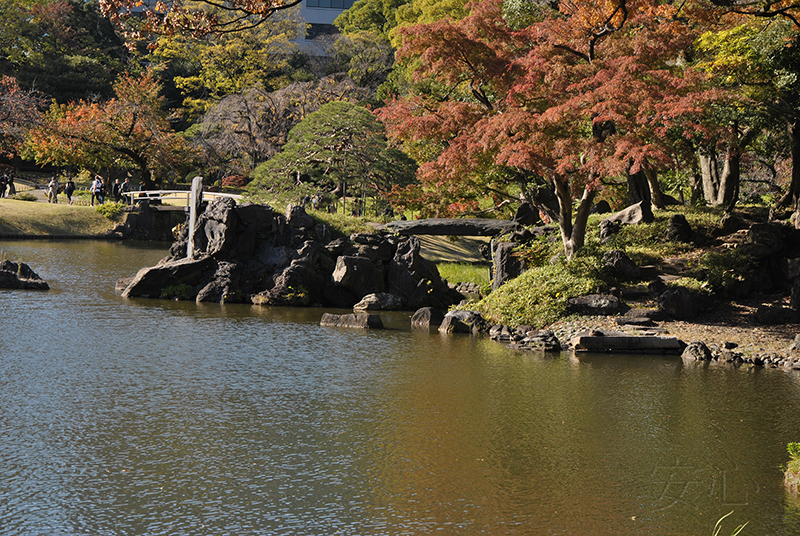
[44,175,134,205]
[0,173,16,198]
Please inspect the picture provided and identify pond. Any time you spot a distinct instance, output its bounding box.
[1,239,799,535]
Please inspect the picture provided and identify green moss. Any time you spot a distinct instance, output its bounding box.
[786,442,800,495]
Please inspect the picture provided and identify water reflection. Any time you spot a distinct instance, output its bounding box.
[1,240,799,534]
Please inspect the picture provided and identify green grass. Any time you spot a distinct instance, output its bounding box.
[0,198,121,236]
[438,262,491,290]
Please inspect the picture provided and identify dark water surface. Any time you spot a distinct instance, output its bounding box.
[2,240,800,535]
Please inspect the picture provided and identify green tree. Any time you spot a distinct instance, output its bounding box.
[151,6,304,119]
[194,74,373,177]
[0,0,128,102]
[248,101,416,214]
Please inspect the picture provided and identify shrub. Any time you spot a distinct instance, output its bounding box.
[12,192,37,202]
[473,261,604,328]
[95,201,125,219]
[786,442,800,495]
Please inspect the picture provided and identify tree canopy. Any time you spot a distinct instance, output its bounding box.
[249,101,416,213]
[23,70,196,187]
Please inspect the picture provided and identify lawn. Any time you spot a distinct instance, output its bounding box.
[0,198,121,236]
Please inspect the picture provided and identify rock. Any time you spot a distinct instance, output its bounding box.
[599,219,621,243]
[332,255,382,297]
[0,260,49,290]
[567,294,621,316]
[492,242,525,291]
[572,334,685,353]
[285,204,314,228]
[512,329,561,351]
[252,262,326,306]
[753,305,800,325]
[657,286,697,320]
[353,292,403,311]
[320,313,384,329]
[439,310,488,334]
[624,307,665,321]
[489,324,514,341]
[411,307,445,328]
[604,200,654,225]
[603,249,640,280]
[615,317,655,327]
[719,212,745,234]
[682,341,713,361]
[195,261,244,303]
[739,222,785,260]
[591,200,612,214]
[666,214,694,242]
[121,256,216,298]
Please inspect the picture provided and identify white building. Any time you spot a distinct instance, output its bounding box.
[299,0,356,45]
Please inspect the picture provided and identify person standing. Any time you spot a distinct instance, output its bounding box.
[121,177,131,204]
[112,179,122,202]
[0,174,7,198]
[7,174,15,196]
[64,178,76,204]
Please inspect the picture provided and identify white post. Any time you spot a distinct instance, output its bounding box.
[187,176,203,258]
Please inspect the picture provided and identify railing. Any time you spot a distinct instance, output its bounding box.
[122,190,243,207]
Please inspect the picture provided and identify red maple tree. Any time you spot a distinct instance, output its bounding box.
[379,0,720,258]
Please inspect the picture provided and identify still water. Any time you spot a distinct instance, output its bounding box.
[1,240,800,535]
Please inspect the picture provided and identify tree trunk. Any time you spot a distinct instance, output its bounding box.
[554,175,596,260]
[699,147,740,210]
[643,164,666,209]
[627,169,650,205]
[777,118,800,217]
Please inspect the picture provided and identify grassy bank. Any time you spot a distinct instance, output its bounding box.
[0,198,121,237]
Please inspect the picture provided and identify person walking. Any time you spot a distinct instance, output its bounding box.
[64,178,76,204]
[7,174,15,196]
[90,175,104,205]
[47,176,59,203]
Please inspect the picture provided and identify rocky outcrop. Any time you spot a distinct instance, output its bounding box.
[439,310,489,334]
[119,198,464,310]
[0,260,49,290]
[492,242,525,291]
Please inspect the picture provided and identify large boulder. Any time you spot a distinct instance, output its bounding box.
[285,203,314,229]
[122,256,216,299]
[666,214,694,242]
[604,200,654,225]
[603,250,640,280]
[657,286,698,320]
[332,255,382,297]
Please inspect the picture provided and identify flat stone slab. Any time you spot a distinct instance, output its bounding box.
[320,313,384,329]
[571,335,685,354]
